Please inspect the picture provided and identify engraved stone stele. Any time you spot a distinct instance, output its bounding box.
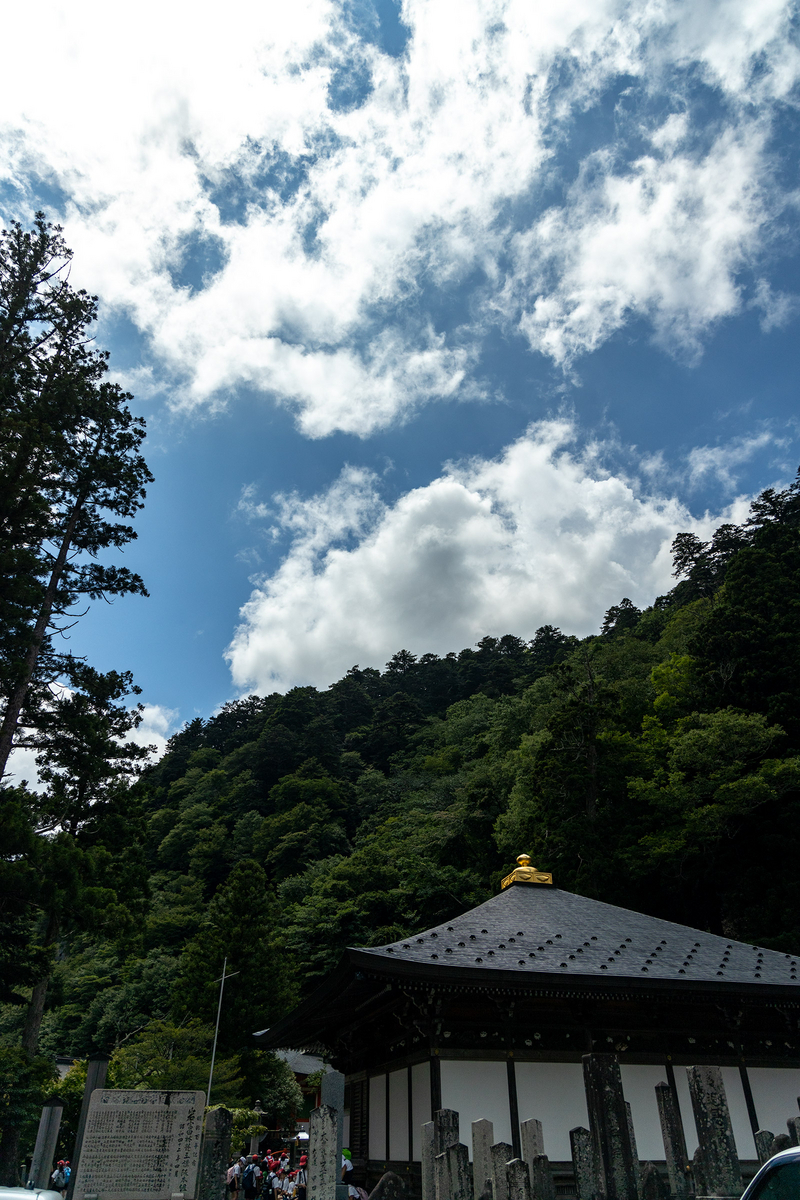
[433,1112,461,1200]
[520,1121,544,1176]
[582,1054,637,1200]
[787,1116,800,1147]
[624,1103,642,1200]
[422,1123,436,1200]
[505,1159,531,1200]
[367,1172,406,1200]
[528,1155,555,1200]
[197,1107,232,1200]
[440,1144,470,1200]
[569,1127,596,1200]
[655,1083,689,1200]
[434,1111,460,1158]
[308,1105,338,1200]
[472,1120,494,1200]
[490,1143,514,1200]
[70,1090,205,1200]
[754,1131,774,1166]
[321,1071,348,1200]
[686,1066,743,1199]
[639,1163,668,1200]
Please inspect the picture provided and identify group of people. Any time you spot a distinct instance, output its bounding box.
[227,1148,363,1200]
[227,1150,307,1200]
[49,1159,71,1197]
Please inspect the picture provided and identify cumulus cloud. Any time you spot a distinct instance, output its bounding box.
[1,0,798,434]
[225,419,753,691]
[129,704,180,760]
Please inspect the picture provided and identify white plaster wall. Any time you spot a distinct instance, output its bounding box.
[369,1073,387,1160]
[389,1069,409,1161]
[411,1061,431,1160]
[440,1059,512,1153]
[747,1068,800,1138]
[719,1067,757,1159]
[673,1067,699,1155]
[515,1062,588,1162]
[620,1064,669,1160]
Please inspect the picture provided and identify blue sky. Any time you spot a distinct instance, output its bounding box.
[1,0,799,752]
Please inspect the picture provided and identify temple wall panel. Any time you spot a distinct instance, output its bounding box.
[747,1066,800,1138]
[673,1062,699,1155]
[389,1068,409,1161]
[368,1072,387,1160]
[440,1059,512,1151]
[515,1061,587,1161]
[619,1064,668,1160]
[411,1061,431,1159]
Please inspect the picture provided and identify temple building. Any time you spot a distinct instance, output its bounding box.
[256,856,800,1186]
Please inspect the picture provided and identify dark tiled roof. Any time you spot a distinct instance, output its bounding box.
[357,883,800,988]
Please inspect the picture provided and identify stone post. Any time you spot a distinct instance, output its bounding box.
[787,1117,800,1147]
[472,1120,494,1200]
[28,1097,64,1188]
[198,1108,232,1200]
[250,1101,266,1155]
[506,1159,531,1200]
[686,1066,743,1199]
[65,1053,110,1200]
[639,1164,668,1200]
[422,1123,436,1200]
[754,1132,774,1167]
[690,1148,705,1199]
[582,1054,637,1200]
[654,1083,689,1200]
[308,1105,338,1200]
[321,1071,348,1200]
[435,1111,461,1157]
[529,1155,555,1200]
[520,1121,544,1174]
[569,1128,597,1200]
[437,1143,470,1200]
[490,1143,514,1200]
[625,1104,642,1200]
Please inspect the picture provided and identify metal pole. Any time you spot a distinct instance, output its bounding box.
[208,957,227,1108]
[207,961,239,1107]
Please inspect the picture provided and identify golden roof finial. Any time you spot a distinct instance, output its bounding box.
[501,854,553,889]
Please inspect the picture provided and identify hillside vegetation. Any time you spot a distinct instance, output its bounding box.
[3,472,800,1165]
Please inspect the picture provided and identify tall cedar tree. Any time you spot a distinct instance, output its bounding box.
[174,861,299,1099]
[0,216,151,1184]
[0,213,152,779]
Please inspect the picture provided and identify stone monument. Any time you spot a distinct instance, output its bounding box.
[70,1090,205,1200]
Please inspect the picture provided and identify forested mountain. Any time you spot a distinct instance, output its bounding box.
[3,469,800,1169]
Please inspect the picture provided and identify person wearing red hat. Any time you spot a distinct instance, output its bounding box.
[296,1157,307,1200]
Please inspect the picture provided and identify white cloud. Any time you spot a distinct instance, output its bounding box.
[225,419,753,691]
[0,0,797,435]
[686,430,785,489]
[129,704,180,760]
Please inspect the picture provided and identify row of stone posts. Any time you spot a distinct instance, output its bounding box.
[417,1053,800,1200]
